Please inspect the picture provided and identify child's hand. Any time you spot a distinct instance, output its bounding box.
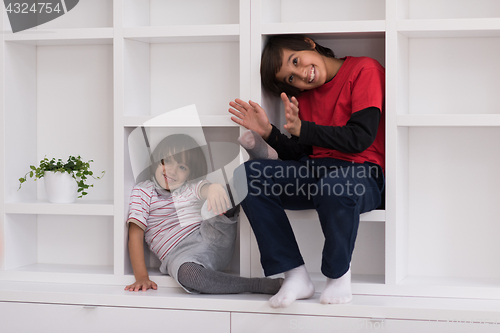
[281,93,301,137]
[206,183,231,215]
[124,278,158,292]
[229,99,273,140]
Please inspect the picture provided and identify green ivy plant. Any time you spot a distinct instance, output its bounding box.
[19,156,105,198]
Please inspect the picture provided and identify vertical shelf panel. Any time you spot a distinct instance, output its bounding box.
[4,42,37,203]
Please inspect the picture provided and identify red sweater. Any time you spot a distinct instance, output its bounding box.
[297,56,385,171]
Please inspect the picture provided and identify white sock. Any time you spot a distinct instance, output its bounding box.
[269,265,315,308]
[319,267,353,304]
[238,130,278,160]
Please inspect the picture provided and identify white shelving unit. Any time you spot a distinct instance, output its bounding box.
[2,0,500,331]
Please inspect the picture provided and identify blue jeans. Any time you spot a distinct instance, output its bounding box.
[236,157,384,279]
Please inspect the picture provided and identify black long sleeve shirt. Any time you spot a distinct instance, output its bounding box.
[265,107,381,161]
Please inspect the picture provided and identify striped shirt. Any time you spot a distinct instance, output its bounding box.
[127,179,208,260]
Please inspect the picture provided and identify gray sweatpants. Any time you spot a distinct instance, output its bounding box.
[159,213,238,293]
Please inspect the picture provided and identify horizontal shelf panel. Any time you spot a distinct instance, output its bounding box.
[5,282,500,321]
[393,275,500,299]
[3,28,114,45]
[122,115,239,127]
[8,263,113,275]
[397,114,500,127]
[398,18,500,38]
[285,209,385,222]
[260,20,386,35]
[0,265,120,286]
[123,25,240,43]
[4,200,114,216]
[400,275,500,289]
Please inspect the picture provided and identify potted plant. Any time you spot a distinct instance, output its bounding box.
[18,155,105,203]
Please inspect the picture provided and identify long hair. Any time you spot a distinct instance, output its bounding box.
[149,134,208,181]
[260,34,335,97]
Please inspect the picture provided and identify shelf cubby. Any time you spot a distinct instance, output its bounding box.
[250,13,388,283]
[3,41,114,204]
[398,127,500,290]
[3,214,114,278]
[123,0,240,27]
[123,125,243,284]
[396,34,500,115]
[249,214,386,284]
[123,38,241,118]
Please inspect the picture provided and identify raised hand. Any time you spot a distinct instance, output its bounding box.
[281,93,301,137]
[229,99,273,140]
[206,183,231,215]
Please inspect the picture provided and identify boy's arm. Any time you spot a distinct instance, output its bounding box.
[124,221,158,292]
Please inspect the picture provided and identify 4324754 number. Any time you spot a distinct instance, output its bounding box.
[5,2,62,14]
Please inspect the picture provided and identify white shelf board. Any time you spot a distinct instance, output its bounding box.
[3,28,114,45]
[397,114,500,127]
[123,25,240,43]
[3,281,500,322]
[0,265,118,285]
[392,275,500,300]
[260,20,386,36]
[4,200,114,216]
[398,18,500,38]
[122,115,240,128]
[285,209,385,222]
[8,263,113,275]
[400,275,500,289]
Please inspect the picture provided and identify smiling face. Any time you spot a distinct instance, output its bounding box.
[154,155,191,191]
[275,46,333,91]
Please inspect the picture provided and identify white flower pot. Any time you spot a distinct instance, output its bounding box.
[44,171,78,204]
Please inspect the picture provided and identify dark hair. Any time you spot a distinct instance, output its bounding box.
[260,34,335,97]
[150,133,208,181]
